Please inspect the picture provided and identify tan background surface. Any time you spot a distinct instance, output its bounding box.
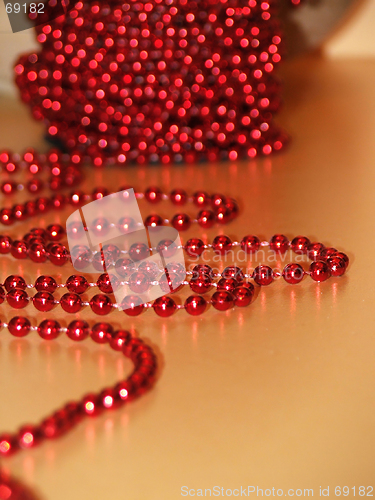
[0,54,374,499]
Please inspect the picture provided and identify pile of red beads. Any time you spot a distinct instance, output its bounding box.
[14,0,290,165]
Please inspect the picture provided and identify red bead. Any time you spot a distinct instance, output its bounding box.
[217,278,237,292]
[334,252,349,267]
[318,247,337,261]
[233,286,254,307]
[211,291,234,311]
[212,235,232,254]
[35,275,57,293]
[170,189,187,205]
[66,320,90,341]
[241,235,261,253]
[30,227,47,239]
[38,319,60,340]
[211,193,226,208]
[145,187,162,203]
[121,295,145,316]
[193,191,210,206]
[99,389,118,410]
[60,293,82,313]
[51,194,67,209]
[92,187,110,200]
[0,235,12,253]
[129,242,150,261]
[157,239,177,258]
[138,261,159,280]
[184,295,207,315]
[0,285,4,305]
[7,289,29,308]
[33,292,55,312]
[282,263,305,284]
[307,242,325,261]
[27,178,44,193]
[327,256,347,277]
[18,426,41,449]
[90,217,110,238]
[144,214,164,227]
[109,330,131,351]
[4,275,27,292]
[189,274,212,294]
[253,265,274,286]
[197,209,215,228]
[214,205,232,224]
[291,236,311,254]
[46,224,65,241]
[171,213,191,231]
[1,181,16,195]
[0,208,14,225]
[185,238,205,257]
[129,272,150,294]
[81,394,101,416]
[115,258,136,278]
[12,204,27,222]
[8,316,31,337]
[91,322,113,343]
[224,198,239,220]
[28,242,48,263]
[97,273,119,293]
[66,275,89,294]
[192,264,214,280]
[69,191,85,206]
[0,434,17,456]
[309,261,331,282]
[270,234,289,254]
[10,240,28,259]
[89,294,112,315]
[49,243,69,265]
[153,296,177,317]
[222,266,244,282]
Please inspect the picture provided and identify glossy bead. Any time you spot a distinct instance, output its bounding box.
[157,239,177,258]
[28,242,48,263]
[291,236,311,254]
[211,194,226,208]
[117,216,136,233]
[66,275,89,294]
[66,320,90,341]
[270,234,289,254]
[309,261,331,282]
[193,191,210,206]
[241,235,261,253]
[171,213,191,231]
[60,293,82,313]
[33,291,55,312]
[0,285,4,305]
[89,294,112,315]
[81,394,101,416]
[197,209,215,228]
[7,289,29,308]
[170,189,187,205]
[153,296,177,317]
[34,275,57,293]
[327,256,347,277]
[212,235,232,254]
[8,316,31,337]
[11,240,28,259]
[4,275,27,292]
[144,214,164,227]
[145,187,162,203]
[97,273,119,293]
[109,330,131,351]
[253,265,274,286]
[215,206,232,224]
[189,274,212,294]
[192,264,214,280]
[318,247,337,261]
[49,243,69,266]
[233,286,254,307]
[129,242,149,261]
[0,434,17,456]
[115,258,136,277]
[12,204,27,222]
[18,426,41,449]
[217,278,237,292]
[129,272,150,294]
[225,198,239,220]
[90,217,110,237]
[46,224,65,241]
[138,261,159,280]
[91,323,113,343]
[307,242,325,261]
[222,266,244,282]
[38,319,60,340]
[121,295,145,316]
[184,295,207,316]
[211,291,234,311]
[333,252,349,268]
[282,263,305,284]
[0,235,12,253]
[0,208,14,225]
[185,238,205,257]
